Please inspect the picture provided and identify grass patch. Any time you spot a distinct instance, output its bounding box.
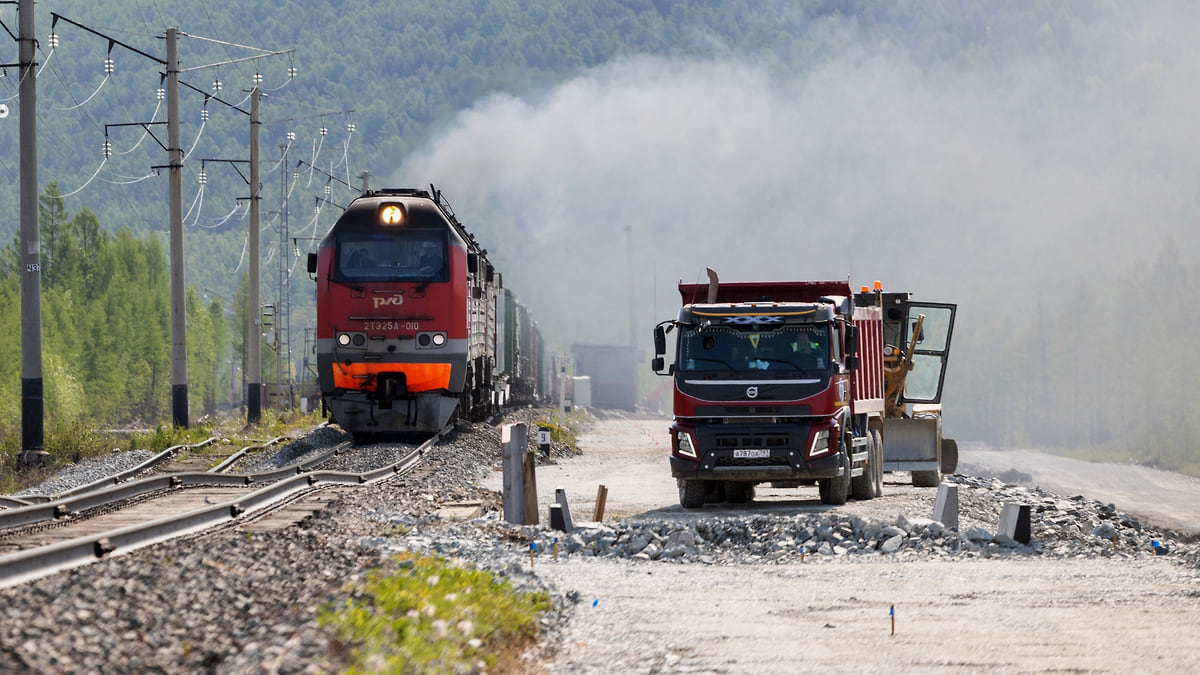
[0,409,327,493]
[320,553,552,674]
[533,409,588,453]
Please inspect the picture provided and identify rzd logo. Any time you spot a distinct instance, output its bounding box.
[373,294,404,309]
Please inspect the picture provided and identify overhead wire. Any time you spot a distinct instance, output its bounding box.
[196,201,246,230]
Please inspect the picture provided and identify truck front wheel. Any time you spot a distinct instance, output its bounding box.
[679,479,706,509]
[818,452,850,505]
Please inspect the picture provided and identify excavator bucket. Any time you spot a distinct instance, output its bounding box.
[881,416,940,474]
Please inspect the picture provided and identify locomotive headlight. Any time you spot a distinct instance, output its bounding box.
[352,333,366,347]
[378,203,405,226]
[416,332,447,349]
[337,333,351,347]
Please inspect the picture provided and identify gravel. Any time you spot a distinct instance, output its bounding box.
[10,450,156,499]
[1,409,1198,673]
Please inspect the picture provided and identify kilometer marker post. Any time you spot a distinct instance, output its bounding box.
[529,542,537,567]
[890,605,895,636]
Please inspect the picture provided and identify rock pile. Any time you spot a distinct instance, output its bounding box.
[373,472,1199,571]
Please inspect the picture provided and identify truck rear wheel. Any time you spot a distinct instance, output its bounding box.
[679,479,706,509]
[850,434,877,500]
[818,453,850,505]
[872,430,885,497]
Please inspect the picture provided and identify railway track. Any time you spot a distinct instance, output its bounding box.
[0,428,446,589]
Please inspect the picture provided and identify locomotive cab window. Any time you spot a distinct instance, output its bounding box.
[335,230,449,284]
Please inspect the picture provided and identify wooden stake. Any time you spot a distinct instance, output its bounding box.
[592,484,608,522]
[890,605,895,636]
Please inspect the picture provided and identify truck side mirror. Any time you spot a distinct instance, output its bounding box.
[307,253,318,275]
[652,356,664,373]
[845,354,860,371]
[653,325,667,356]
[845,324,859,356]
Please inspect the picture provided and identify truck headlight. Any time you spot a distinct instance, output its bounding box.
[676,431,698,459]
[808,429,831,458]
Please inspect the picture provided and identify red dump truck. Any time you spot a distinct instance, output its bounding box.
[651,270,956,508]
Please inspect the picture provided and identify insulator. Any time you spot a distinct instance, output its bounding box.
[198,170,207,185]
[103,140,111,159]
[157,88,165,101]
[324,185,331,197]
[213,79,222,92]
[104,58,114,75]
[314,206,320,215]
[253,72,263,85]
[319,126,327,136]
[286,131,296,141]
[200,109,209,122]
[346,123,356,134]
[288,66,297,78]
[48,33,59,49]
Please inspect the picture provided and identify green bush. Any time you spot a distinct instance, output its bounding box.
[320,553,552,674]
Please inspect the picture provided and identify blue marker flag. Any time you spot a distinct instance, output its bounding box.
[890,605,895,617]
[530,542,537,552]
[592,599,599,607]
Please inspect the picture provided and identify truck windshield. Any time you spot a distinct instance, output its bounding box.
[335,230,448,284]
[678,324,829,374]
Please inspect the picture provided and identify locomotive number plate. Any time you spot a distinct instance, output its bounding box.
[733,449,770,459]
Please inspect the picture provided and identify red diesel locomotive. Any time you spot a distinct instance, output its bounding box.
[308,187,542,439]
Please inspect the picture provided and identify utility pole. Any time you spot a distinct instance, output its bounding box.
[17,0,49,468]
[166,27,188,428]
[247,85,262,423]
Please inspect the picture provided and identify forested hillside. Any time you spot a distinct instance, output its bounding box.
[1,1,1198,475]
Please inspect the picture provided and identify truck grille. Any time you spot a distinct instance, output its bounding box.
[717,455,790,468]
[714,434,789,449]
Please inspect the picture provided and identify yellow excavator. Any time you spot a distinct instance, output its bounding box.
[873,289,958,487]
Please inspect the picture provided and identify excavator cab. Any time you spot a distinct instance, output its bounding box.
[881,297,957,487]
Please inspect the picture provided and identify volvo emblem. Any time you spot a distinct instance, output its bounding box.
[746,386,759,399]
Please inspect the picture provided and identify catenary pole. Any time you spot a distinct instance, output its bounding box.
[18,0,49,468]
[167,27,189,428]
[247,86,262,423]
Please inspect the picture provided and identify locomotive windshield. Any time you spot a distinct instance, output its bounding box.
[335,229,449,284]
[677,324,831,375]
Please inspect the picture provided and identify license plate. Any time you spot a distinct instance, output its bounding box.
[733,449,770,459]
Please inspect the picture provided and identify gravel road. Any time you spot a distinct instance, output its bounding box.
[491,415,1200,674]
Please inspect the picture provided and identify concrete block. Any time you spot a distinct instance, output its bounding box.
[998,503,1032,545]
[932,483,959,531]
[549,504,569,532]
[554,487,575,532]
